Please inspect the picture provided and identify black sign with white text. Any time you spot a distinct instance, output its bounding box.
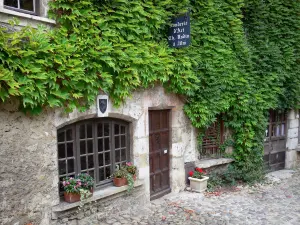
[168,13,190,48]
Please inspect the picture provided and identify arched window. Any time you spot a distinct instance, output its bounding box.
[57,118,130,192]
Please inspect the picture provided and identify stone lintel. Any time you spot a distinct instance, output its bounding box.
[195,158,234,169]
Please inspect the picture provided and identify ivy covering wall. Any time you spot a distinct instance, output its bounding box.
[0,0,299,182]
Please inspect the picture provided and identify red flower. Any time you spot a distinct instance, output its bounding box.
[189,171,194,177]
[195,168,204,173]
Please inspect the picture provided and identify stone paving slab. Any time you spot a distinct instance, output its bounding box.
[80,169,300,225]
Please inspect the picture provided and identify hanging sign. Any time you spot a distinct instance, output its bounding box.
[168,12,191,48]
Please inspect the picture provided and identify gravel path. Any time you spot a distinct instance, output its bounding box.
[99,169,300,225]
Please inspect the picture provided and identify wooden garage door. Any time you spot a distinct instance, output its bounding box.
[149,110,171,200]
[264,110,287,171]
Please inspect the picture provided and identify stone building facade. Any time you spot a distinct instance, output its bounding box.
[0,1,299,225]
[0,86,198,225]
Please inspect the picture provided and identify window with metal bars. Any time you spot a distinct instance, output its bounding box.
[4,0,38,15]
[57,118,130,194]
[200,119,224,159]
[265,110,287,140]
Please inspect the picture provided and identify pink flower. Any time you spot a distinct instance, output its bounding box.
[126,162,133,166]
[62,181,66,186]
[77,181,82,186]
[70,177,73,180]
[66,182,70,185]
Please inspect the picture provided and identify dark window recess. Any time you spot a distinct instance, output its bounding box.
[4,0,37,15]
[200,118,225,159]
[265,110,287,140]
[57,119,129,194]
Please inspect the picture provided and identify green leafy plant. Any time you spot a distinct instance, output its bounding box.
[111,166,128,179]
[112,165,135,193]
[62,174,94,194]
[125,173,135,193]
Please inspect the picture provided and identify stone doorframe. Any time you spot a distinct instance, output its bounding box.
[286,109,300,168]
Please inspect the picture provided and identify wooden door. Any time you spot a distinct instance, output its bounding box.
[264,110,287,171]
[149,110,171,200]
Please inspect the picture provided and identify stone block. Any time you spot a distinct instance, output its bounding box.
[285,160,297,169]
[196,158,234,169]
[286,138,298,150]
[171,143,185,157]
[170,157,185,192]
[285,150,297,169]
[67,220,78,225]
[285,150,297,162]
[171,109,185,128]
[287,110,297,120]
[138,166,150,180]
[287,128,298,138]
[133,112,147,138]
[133,153,148,168]
[172,128,183,143]
[133,137,149,155]
[288,119,299,129]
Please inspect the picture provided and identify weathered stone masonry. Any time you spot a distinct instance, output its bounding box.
[286,109,300,168]
[0,86,198,225]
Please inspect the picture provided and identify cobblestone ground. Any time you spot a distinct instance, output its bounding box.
[101,169,300,225]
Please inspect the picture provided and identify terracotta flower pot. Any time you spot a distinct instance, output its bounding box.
[64,189,93,203]
[64,192,81,203]
[113,177,127,187]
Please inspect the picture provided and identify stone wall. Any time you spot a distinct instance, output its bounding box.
[0,86,197,225]
[52,184,147,225]
[285,109,300,168]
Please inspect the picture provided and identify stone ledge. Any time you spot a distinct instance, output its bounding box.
[195,158,234,169]
[0,8,56,26]
[52,180,144,213]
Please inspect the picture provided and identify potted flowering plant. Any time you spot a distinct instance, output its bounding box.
[112,166,128,187]
[112,163,136,192]
[125,162,137,180]
[62,173,94,203]
[188,167,209,193]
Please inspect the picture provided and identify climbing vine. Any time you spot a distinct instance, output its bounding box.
[0,0,299,182]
